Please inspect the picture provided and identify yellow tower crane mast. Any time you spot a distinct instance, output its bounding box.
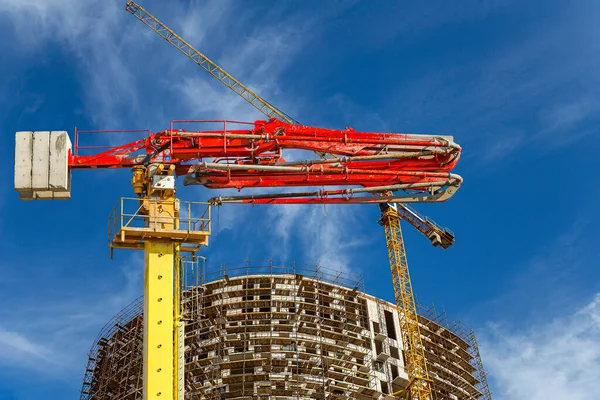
[125,2,452,399]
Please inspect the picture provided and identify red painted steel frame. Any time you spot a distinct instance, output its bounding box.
[70,119,461,203]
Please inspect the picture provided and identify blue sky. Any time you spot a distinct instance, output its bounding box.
[1,0,599,399]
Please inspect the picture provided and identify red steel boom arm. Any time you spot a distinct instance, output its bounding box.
[71,119,462,204]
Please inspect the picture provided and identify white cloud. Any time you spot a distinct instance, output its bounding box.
[480,293,600,400]
[0,0,269,128]
[107,253,144,307]
[0,328,58,367]
[477,215,597,324]
[350,0,515,50]
[271,204,303,247]
[179,0,230,45]
[1,0,137,127]
[536,98,600,147]
[479,132,524,163]
[1,2,374,382]
[175,76,264,122]
[2,0,369,268]
[328,94,390,132]
[268,204,369,272]
[541,99,599,131]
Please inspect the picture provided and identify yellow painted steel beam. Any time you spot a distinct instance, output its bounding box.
[174,249,184,400]
[112,165,211,400]
[380,206,433,400]
[144,241,175,400]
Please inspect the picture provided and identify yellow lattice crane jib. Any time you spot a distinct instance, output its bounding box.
[380,203,433,400]
[124,0,299,126]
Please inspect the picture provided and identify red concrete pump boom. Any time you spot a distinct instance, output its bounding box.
[70,119,462,205]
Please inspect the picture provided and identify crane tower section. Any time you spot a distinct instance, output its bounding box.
[380,204,433,399]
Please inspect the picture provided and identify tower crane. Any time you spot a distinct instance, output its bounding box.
[13,2,461,400]
[124,2,459,399]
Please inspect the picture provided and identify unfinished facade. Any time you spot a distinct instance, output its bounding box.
[81,262,491,400]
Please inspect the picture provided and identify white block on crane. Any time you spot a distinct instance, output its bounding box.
[14,131,33,196]
[49,131,71,192]
[14,130,72,200]
[32,131,50,190]
[51,170,71,200]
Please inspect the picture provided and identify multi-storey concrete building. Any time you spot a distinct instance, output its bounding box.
[81,262,491,399]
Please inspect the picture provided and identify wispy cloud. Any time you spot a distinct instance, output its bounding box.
[480,292,600,400]
[378,1,600,166]
[0,0,264,128]
[327,94,390,132]
[0,328,58,367]
[163,3,372,273]
[268,204,370,272]
[0,0,130,127]
[1,2,374,382]
[344,0,515,50]
[535,98,600,147]
[0,254,144,377]
[474,212,599,327]
[1,0,369,269]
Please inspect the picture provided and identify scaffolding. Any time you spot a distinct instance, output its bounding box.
[81,298,144,400]
[415,301,492,400]
[178,260,377,399]
[80,262,490,400]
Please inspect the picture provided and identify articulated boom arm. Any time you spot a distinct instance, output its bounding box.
[70,119,462,205]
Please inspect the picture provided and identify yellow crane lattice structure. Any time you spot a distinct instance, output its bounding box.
[125,1,299,125]
[380,204,433,400]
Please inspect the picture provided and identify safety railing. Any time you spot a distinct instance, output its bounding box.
[108,197,211,255]
[399,203,455,238]
[74,128,151,157]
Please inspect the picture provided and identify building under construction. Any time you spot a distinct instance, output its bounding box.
[81,262,491,400]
